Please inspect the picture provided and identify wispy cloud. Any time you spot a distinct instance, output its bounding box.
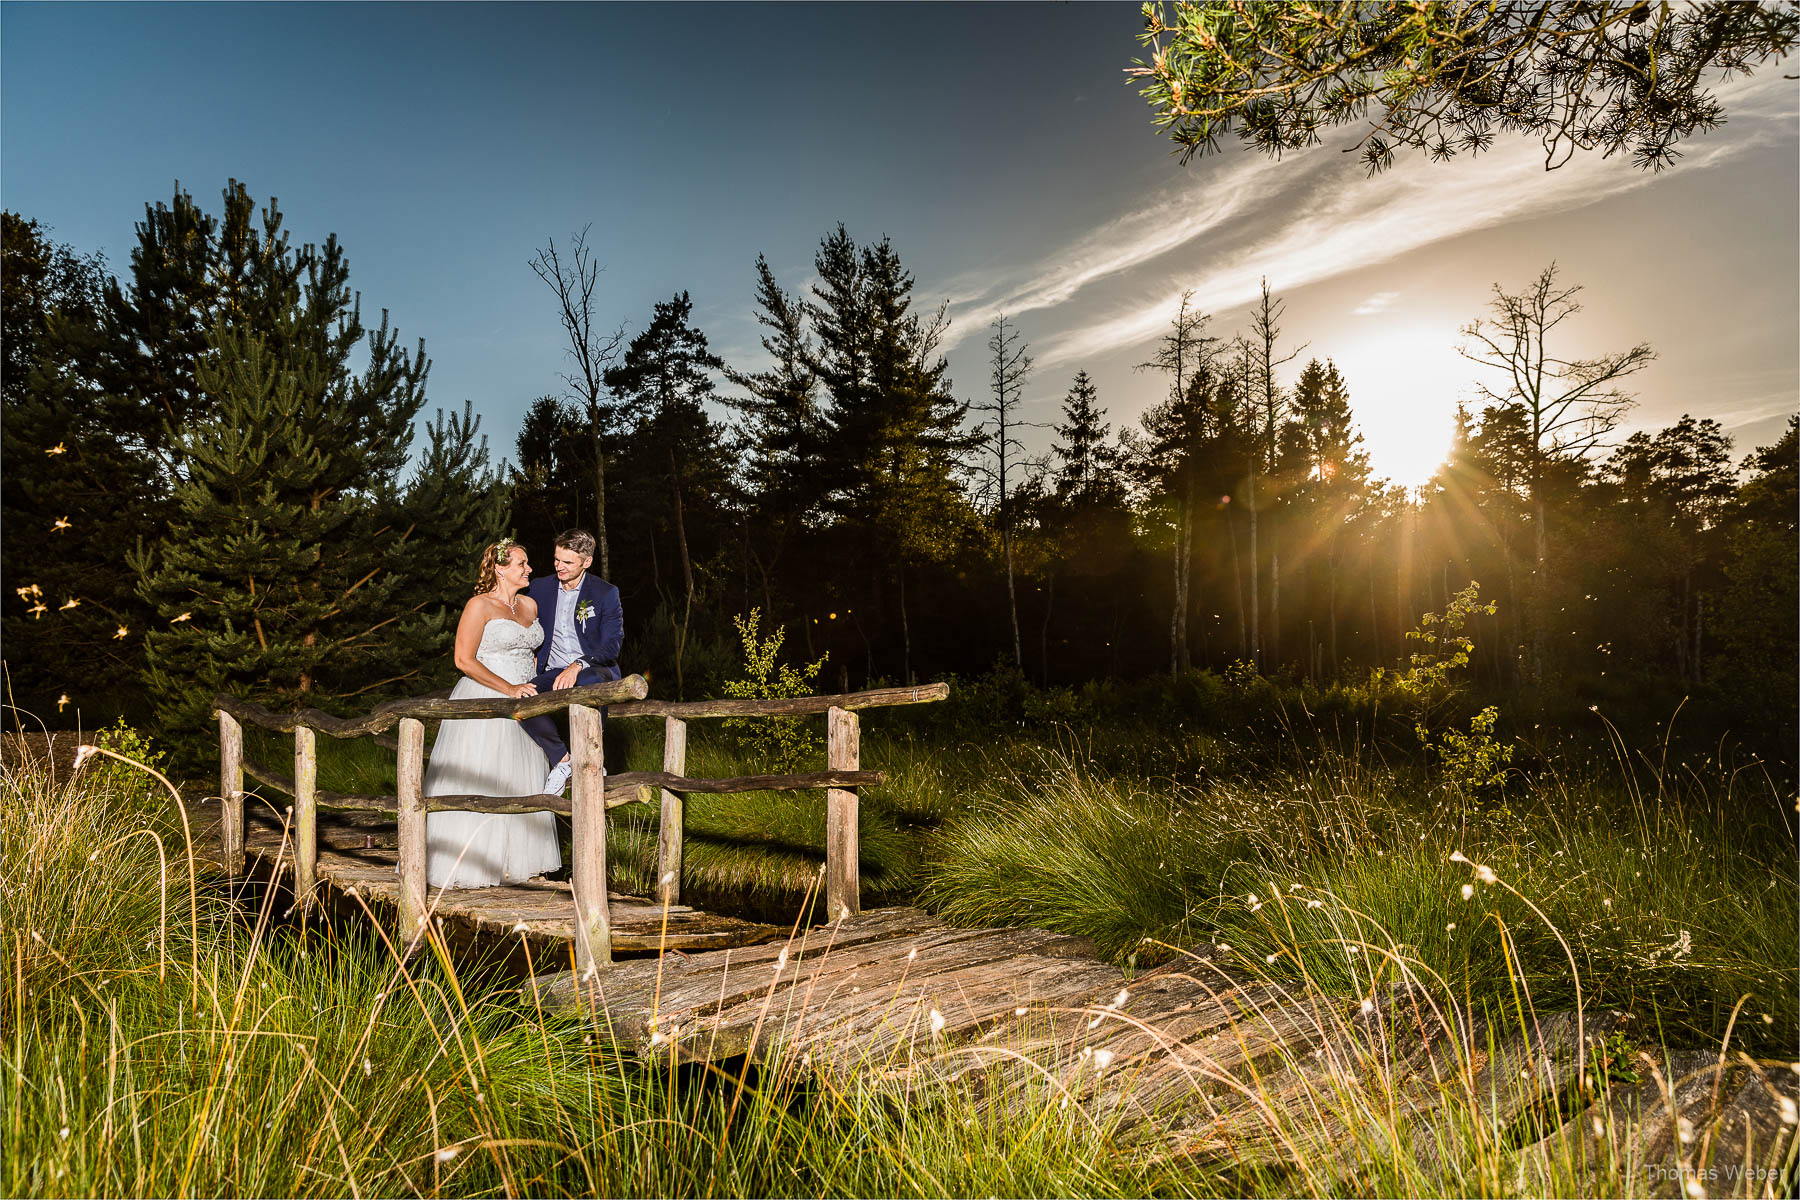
[1353,291,1400,316]
[940,71,1794,370]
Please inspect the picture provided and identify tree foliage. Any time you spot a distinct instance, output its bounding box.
[1131,1,1800,172]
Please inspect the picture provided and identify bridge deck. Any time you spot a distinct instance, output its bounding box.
[243,815,780,958]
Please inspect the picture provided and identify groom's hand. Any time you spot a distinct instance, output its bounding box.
[553,663,583,691]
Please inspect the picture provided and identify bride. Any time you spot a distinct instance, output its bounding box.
[422,538,563,889]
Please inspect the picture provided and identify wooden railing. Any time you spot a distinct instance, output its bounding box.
[214,678,948,974]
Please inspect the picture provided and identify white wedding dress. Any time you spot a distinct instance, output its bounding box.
[423,618,563,889]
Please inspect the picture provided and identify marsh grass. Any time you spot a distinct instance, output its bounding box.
[6,730,1796,1198]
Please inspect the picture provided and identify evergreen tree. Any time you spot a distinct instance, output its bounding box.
[806,225,979,681]
[605,292,734,696]
[973,314,1035,667]
[511,394,589,553]
[725,255,820,613]
[1715,417,1798,752]
[1052,370,1119,502]
[0,212,135,720]
[1279,358,1370,672]
[130,230,434,737]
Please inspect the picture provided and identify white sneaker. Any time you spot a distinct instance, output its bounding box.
[543,759,573,797]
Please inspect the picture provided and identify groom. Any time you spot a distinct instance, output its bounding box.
[523,528,623,796]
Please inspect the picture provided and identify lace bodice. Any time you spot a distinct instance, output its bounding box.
[475,618,543,686]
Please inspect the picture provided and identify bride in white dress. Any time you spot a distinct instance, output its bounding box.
[424,539,563,889]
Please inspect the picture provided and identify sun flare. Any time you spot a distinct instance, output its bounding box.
[1320,323,1473,491]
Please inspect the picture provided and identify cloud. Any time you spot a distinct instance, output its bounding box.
[940,71,1794,370]
[1353,291,1400,316]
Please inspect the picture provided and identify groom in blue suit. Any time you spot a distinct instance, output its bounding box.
[524,528,623,795]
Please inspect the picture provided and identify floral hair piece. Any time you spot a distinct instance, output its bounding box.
[492,536,517,565]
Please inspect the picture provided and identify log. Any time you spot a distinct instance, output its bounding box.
[293,726,317,916]
[606,681,948,721]
[217,709,245,875]
[395,718,427,948]
[211,674,649,737]
[240,760,887,817]
[658,716,686,906]
[569,704,611,974]
[826,705,861,919]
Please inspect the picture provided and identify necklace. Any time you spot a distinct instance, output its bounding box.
[492,589,517,614]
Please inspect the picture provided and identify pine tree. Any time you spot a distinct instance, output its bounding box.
[974,315,1034,667]
[725,255,820,613]
[806,225,979,681]
[1051,370,1118,503]
[605,292,734,696]
[131,231,433,738]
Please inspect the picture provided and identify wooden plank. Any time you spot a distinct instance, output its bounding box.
[394,718,427,947]
[292,726,317,917]
[217,709,245,874]
[825,706,860,919]
[607,681,947,721]
[211,674,649,736]
[658,716,686,906]
[569,703,611,974]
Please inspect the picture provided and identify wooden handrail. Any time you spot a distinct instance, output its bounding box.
[242,756,885,815]
[220,677,947,963]
[213,674,650,736]
[608,682,948,720]
[216,678,945,736]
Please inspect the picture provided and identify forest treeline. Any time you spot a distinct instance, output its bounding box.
[4,184,1795,757]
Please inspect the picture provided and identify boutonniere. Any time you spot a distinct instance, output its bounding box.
[576,599,595,631]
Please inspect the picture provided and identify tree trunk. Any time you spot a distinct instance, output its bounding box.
[592,423,610,579]
[1040,571,1054,687]
[1247,467,1261,667]
[898,566,913,685]
[1328,534,1339,672]
[1226,507,1247,660]
[1269,547,1281,667]
[1178,478,1195,672]
[1368,539,1383,666]
[1531,491,1547,683]
[1003,525,1022,668]
[1168,507,1182,676]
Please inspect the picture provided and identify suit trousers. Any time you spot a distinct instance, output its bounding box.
[520,663,610,768]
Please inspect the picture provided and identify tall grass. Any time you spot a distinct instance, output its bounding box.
[922,744,1798,1056]
[6,728,1795,1197]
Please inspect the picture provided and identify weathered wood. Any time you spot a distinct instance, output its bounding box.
[607,681,948,721]
[216,709,245,874]
[826,705,861,919]
[394,718,427,947]
[569,704,611,974]
[240,760,886,817]
[292,726,317,916]
[658,716,686,906]
[211,674,649,737]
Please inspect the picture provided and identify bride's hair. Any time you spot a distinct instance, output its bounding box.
[474,537,519,596]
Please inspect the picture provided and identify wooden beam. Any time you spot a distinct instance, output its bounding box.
[569,704,611,974]
[242,760,884,814]
[217,709,245,875]
[658,716,686,906]
[826,705,861,920]
[293,726,317,917]
[395,718,427,949]
[211,674,650,737]
[607,682,949,721]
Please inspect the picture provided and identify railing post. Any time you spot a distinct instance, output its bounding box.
[657,716,686,906]
[217,709,245,875]
[570,704,612,974]
[293,725,317,917]
[395,717,427,948]
[826,705,861,919]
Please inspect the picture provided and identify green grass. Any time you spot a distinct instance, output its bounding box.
[7,724,1797,1198]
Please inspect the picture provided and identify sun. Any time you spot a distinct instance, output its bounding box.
[1318,322,1474,491]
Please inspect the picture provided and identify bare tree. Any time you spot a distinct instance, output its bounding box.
[529,226,624,577]
[1461,262,1654,680]
[1246,277,1305,669]
[973,314,1038,668]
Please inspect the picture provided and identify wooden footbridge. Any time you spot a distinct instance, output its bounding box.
[213,681,1798,1187]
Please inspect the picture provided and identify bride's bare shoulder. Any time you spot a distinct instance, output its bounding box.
[459,593,500,623]
[517,593,540,619]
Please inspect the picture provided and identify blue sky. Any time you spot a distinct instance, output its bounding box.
[4,2,1795,488]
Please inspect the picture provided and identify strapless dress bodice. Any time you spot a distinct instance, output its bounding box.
[476,618,543,686]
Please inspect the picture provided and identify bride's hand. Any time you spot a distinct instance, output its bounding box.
[510,682,538,699]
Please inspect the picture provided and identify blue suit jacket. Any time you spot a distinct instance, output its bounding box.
[528,572,623,681]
